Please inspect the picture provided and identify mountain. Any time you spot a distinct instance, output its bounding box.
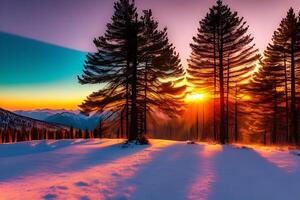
[15,109,79,121]
[0,108,68,131]
[44,112,101,130]
[14,110,101,130]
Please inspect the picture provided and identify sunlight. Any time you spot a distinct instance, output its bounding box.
[255,147,298,173]
[202,143,223,157]
[188,143,222,200]
[240,95,252,101]
[233,143,298,173]
[185,93,206,103]
[0,139,174,200]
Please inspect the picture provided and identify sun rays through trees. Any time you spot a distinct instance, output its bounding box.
[76,0,300,146]
[244,8,300,145]
[187,0,259,144]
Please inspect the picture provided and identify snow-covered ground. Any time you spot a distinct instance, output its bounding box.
[0,139,300,200]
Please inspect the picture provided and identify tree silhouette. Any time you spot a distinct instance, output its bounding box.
[188,0,259,144]
[243,58,285,144]
[244,8,300,145]
[79,0,185,143]
[78,0,140,141]
[138,10,186,137]
[273,8,300,144]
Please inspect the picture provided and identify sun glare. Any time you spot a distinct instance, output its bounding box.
[185,93,206,103]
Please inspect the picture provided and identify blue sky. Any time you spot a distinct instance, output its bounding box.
[0,32,86,85]
[0,32,97,110]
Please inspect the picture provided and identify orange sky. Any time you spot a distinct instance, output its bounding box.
[0,83,96,111]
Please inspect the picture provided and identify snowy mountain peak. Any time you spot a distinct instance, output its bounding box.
[0,108,68,131]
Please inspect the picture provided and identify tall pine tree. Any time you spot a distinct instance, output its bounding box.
[188,0,259,144]
[79,0,140,141]
[79,1,186,143]
[244,8,300,145]
[138,9,186,136]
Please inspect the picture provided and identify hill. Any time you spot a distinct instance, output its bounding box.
[44,112,100,130]
[0,108,68,131]
[15,110,101,130]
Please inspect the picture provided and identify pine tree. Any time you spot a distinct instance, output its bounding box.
[243,57,285,144]
[138,10,186,137]
[244,8,300,145]
[273,8,300,144]
[79,1,186,143]
[78,0,140,141]
[188,0,259,144]
[69,126,74,140]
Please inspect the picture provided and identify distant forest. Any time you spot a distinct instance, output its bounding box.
[2,0,300,146]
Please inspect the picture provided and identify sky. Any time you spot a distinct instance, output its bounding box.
[1,0,300,110]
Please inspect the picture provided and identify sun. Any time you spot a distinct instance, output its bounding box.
[185,93,206,103]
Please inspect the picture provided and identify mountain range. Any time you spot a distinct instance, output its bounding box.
[0,108,68,131]
[14,109,101,130]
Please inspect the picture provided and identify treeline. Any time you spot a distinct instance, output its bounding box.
[0,126,104,144]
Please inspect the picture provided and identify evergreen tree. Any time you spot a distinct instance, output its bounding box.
[243,58,285,144]
[188,0,259,144]
[78,0,140,141]
[273,8,300,144]
[138,10,186,137]
[69,126,74,140]
[244,8,300,145]
[79,1,186,143]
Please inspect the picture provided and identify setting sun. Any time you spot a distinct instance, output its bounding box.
[185,93,206,103]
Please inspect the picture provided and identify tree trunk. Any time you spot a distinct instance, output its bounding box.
[126,61,130,139]
[219,39,226,144]
[219,31,226,144]
[129,21,138,141]
[144,61,148,135]
[120,109,124,138]
[226,51,230,143]
[290,38,298,144]
[283,51,289,144]
[234,84,238,142]
[272,84,278,144]
[213,29,217,142]
[263,129,267,146]
[129,67,138,141]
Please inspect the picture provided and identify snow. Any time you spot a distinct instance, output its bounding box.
[0,108,68,131]
[0,139,300,200]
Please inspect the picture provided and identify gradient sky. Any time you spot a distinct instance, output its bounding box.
[1,0,300,110]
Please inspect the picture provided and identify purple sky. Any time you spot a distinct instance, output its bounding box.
[1,0,300,110]
[1,0,300,67]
